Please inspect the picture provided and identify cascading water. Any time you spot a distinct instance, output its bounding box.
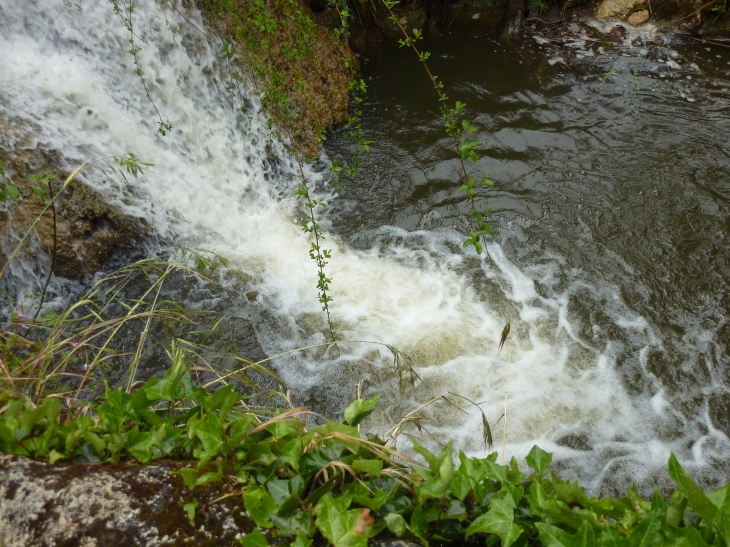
[1,0,728,496]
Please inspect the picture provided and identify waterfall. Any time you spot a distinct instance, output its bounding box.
[1,0,726,494]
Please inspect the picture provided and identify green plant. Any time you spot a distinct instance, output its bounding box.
[711,0,727,18]
[381,0,496,258]
[3,364,730,547]
[527,0,551,15]
[0,161,19,203]
[108,0,173,135]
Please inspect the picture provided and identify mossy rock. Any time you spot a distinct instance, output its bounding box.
[0,123,149,280]
[0,454,261,547]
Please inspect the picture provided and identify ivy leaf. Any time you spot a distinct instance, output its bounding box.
[352,458,382,476]
[668,453,717,526]
[291,530,313,547]
[315,494,372,547]
[266,479,291,505]
[172,467,199,489]
[240,529,269,547]
[280,437,303,471]
[343,395,381,427]
[271,509,316,537]
[526,445,553,476]
[535,520,596,547]
[189,415,223,467]
[183,498,198,524]
[384,513,408,538]
[243,485,277,528]
[449,467,473,502]
[465,497,523,547]
[416,447,454,501]
[126,424,166,463]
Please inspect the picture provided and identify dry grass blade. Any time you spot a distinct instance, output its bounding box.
[498,322,510,354]
[386,344,420,391]
[481,411,493,452]
[314,460,358,486]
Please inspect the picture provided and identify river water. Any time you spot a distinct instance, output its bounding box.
[0,1,728,496]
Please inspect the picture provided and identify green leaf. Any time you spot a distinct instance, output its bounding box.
[48,449,65,464]
[526,445,553,476]
[315,494,372,547]
[352,458,382,476]
[416,445,454,501]
[127,424,166,463]
[668,453,717,526]
[484,458,508,483]
[465,497,523,547]
[183,498,198,524]
[240,529,269,547]
[713,485,730,543]
[535,520,596,547]
[384,513,408,538]
[267,479,291,505]
[145,354,188,402]
[343,395,381,427]
[444,499,466,520]
[449,467,473,502]
[243,485,277,528]
[290,530,313,547]
[410,505,430,546]
[271,509,316,537]
[5,184,18,200]
[627,511,663,547]
[190,416,223,467]
[172,467,199,489]
[31,186,47,202]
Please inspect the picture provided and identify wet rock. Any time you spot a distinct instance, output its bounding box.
[627,9,650,25]
[371,540,423,547]
[596,0,644,19]
[0,454,257,547]
[0,126,149,280]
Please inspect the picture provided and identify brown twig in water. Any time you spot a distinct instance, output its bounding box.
[682,34,730,49]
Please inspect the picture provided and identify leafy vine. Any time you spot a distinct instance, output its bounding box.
[382,0,495,257]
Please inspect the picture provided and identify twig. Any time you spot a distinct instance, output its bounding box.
[682,34,730,48]
[502,335,512,465]
[32,178,57,323]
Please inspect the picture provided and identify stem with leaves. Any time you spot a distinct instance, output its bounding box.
[382,0,495,257]
[107,0,172,136]
[327,2,372,189]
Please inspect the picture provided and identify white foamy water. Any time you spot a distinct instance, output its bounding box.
[1,0,726,493]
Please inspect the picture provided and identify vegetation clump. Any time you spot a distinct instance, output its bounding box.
[2,348,730,546]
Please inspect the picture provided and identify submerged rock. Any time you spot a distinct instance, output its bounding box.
[0,454,256,547]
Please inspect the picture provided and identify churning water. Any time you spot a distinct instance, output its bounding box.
[1,1,728,495]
